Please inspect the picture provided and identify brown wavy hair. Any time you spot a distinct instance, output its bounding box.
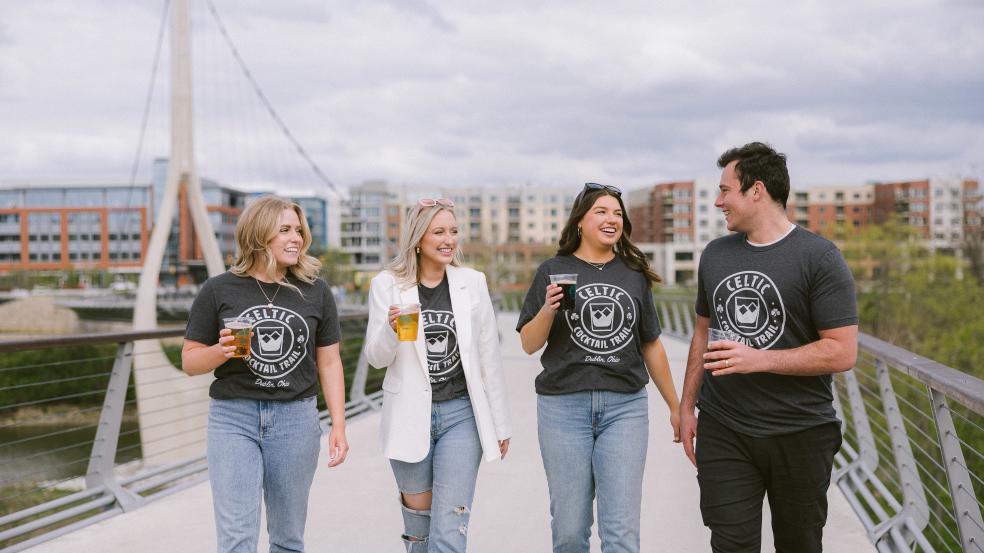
[230,195,321,293]
[557,188,662,287]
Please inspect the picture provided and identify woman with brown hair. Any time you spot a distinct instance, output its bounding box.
[517,183,680,553]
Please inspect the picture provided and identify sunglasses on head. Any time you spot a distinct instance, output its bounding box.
[583,182,622,196]
[574,182,622,208]
[417,198,455,207]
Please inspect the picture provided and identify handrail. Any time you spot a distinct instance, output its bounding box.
[0,312,369,353]
[0,329,184,353]
[858,333,984,415]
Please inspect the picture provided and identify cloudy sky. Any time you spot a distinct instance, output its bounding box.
[1,0,982,195]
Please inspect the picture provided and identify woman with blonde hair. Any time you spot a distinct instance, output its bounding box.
[182,195,349,553]
[365,198,512,552]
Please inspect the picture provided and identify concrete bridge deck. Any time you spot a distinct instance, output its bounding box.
[34,313,872,552]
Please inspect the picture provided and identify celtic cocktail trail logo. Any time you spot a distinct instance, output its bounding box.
[422,310,461,379]
[565,283,636,355]
[711,271,786,350]
[240,306,310,379]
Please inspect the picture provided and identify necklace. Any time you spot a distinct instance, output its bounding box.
[254,277,282,307]
[575,255,614,271]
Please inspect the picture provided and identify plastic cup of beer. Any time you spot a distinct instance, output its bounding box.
[708,328,741,349]
[395,303,421,342]
[223,317,254,358]
[549,273,578,311]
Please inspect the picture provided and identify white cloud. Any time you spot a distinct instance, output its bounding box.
[0,0,982,193]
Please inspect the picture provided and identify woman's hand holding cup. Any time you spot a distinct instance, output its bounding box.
[388,305,401,333]
[542,284,564,314]
[218,328,236,359]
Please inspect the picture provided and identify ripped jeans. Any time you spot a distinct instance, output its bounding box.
[390,396,483,553]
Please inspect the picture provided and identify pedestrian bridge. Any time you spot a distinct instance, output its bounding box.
[1,302,981,552]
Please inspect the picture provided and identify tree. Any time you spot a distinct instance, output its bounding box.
[319,248,355,288]
[841,216,984,378]
[962,229,984,286]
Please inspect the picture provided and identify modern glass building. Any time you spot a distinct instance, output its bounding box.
[0,181,151,273]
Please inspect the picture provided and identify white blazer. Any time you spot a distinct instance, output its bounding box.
[364,265,513,463]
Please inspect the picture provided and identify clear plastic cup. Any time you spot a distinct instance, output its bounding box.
[707,327,741,350]
[223,316,254,358]
[548,273,578,311]
[395,303,421,342]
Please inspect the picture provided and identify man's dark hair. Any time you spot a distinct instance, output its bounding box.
[717,142,790,208]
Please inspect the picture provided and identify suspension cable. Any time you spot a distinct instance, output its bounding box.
[117,0,171,263]
[204,0,340,197]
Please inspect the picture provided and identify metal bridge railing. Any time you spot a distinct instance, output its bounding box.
[0,311,374,553]
[653,295,984,553]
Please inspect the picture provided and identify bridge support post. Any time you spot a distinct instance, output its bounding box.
[85,341,144,512]
[931,388,984,551]
[132,0,223,465]
[872,359,931,550]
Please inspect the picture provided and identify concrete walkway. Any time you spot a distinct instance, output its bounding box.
[35,313,873,552]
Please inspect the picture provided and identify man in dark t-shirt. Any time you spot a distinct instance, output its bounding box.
[680,142,858,553]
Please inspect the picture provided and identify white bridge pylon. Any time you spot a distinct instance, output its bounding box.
[132,0,225,465]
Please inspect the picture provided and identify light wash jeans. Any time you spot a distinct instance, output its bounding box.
[390,396,483,553]
[537,388,649,553]
[207,396,322,553]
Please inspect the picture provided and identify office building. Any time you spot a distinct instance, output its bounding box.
[0,181,151,273]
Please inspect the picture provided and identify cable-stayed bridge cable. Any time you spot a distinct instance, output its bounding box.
[117,0,171,265]
[204,0,340,197]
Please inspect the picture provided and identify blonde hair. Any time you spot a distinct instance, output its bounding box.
[385,204,462,288]
[230,195,321,292]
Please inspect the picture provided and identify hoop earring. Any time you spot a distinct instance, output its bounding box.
[577,227,582,237]
[415,247,421,254]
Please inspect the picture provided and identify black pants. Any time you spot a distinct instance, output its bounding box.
[695,413,842,553]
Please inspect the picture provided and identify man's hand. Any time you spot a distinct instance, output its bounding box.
[703,340,769,376]
[680,406,698,467]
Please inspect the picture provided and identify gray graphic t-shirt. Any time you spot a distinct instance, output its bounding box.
[517,256,661,395]
[418,275,468,401]
[695,226,857,436]
[185,271,340,400]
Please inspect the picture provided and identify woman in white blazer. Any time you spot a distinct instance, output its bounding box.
[364,198,512,553]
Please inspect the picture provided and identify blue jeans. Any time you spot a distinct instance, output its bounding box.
[390,397,483,553]
[537,388,649,553]
[207,396,322,553]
